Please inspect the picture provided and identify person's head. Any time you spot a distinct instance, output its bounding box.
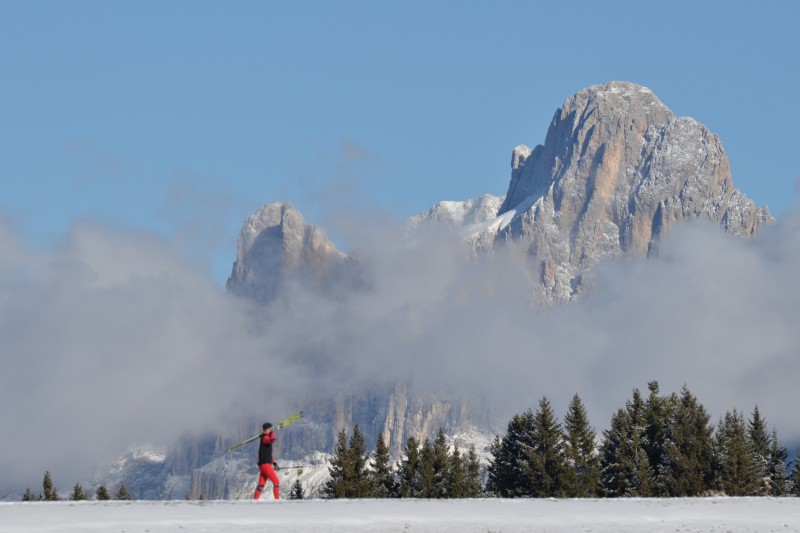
[262,422,272,433]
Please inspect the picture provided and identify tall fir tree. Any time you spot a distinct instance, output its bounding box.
[324,429,350,498]
[348,424,371,498]
[431,429,450,498]
[417,438,436,498]
[289,477,305,500]
[765,428,788,496]
[486,409,536,497]
[324,425,370,498]
[397,436,421,498]
[369,433,397,498]
[464,445,483,497]
[115,483,131,501]
[600,390,653,497]
[562,393,600,497]
[42,471,59,501]
[643,382,675,496]
[792,449,800,496]
[714,409,759,496]
[95,485,111,501]
[662,385,715,496]
[447,444,467,498]
[70,482,87,501]
[747,405,770,493]
[527,397,567,497]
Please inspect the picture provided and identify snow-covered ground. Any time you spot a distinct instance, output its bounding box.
[2,498,800,532]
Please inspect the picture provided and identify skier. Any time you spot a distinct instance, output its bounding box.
[254,422,281,500]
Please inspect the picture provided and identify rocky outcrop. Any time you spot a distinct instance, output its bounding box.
[472,81,772,302]
[226,203,344,303]
[407,194,504,233]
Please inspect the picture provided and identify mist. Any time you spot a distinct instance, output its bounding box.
[2,201,800,494]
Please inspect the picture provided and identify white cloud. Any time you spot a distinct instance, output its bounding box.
[2,203,799,494]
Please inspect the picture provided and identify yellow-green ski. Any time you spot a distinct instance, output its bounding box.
[226,411,303,452]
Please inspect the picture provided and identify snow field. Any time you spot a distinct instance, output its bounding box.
[2,497,800,533]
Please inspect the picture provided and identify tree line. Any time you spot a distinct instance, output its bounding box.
[487,382,800,497]
[21,470,131,501]
[322,425,482,499]
[323,382,800,499]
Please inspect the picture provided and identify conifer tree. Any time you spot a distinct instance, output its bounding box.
[70,482,87,501]
[791,449,800,496]
[486,409,536,497]
[714,409,759,496]
[115,483,131,501]
[643,382,675,496]
[417,438,436,498]
[600,390,653,497]
[663,385,714,496]
[324,429,350,498]
[464,445,483,497]
[747,405,770,493]
[527,396,567,497]
[348,424,370,498]
[600,408,627,497]
[766,428,788,496]
[289,477,305,500]
[447,444,466,498]
[431,428,450,498]
[369,433,397,498]
[397,436,421,498]
[95,485,111,501]
[22,487,38,501]
[562,393,600,497]
[42,471,59,501]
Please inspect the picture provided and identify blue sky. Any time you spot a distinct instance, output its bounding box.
[2,0,798,285]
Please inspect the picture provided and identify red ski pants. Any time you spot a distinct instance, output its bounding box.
[254,463,280,500]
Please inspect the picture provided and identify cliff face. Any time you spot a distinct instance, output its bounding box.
[466,82,771,302]
[226,203,343,303]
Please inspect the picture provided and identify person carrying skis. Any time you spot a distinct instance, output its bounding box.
[254,422,281,500]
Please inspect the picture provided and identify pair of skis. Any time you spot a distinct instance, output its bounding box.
[226,411,303,452]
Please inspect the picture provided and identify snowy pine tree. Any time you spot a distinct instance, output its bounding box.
[600,390,653,497]
[766,428,788,496]
[115,483,131,500]
[714,409,759,496]
[21,487,38,501]
[486,409,536,497]
[663,385,714,496]
[527,396,567,497]
[369,433,397,498]
[747,405,770,493]
[464,445,483,497]
[447,444,467,498]
[95,485,111,501]
[417,438,436,498]
[324,425,370,498]
[324,429,350,498]
[431,429,450,498]
[792,449,800,496]
[562,393,600,497]
[289,477,305,500]
[70,482,87,501]
[397,436,421,498]
[42,471,59,501]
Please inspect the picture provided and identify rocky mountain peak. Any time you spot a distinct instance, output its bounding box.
[485,81,773,302]
[226,202,342,302]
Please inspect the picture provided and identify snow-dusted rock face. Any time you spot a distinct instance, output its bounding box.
[226,203,343,303]
[407,194,504,232]
[482,81,772,302]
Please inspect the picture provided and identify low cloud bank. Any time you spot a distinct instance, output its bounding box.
[2,203,799,493]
